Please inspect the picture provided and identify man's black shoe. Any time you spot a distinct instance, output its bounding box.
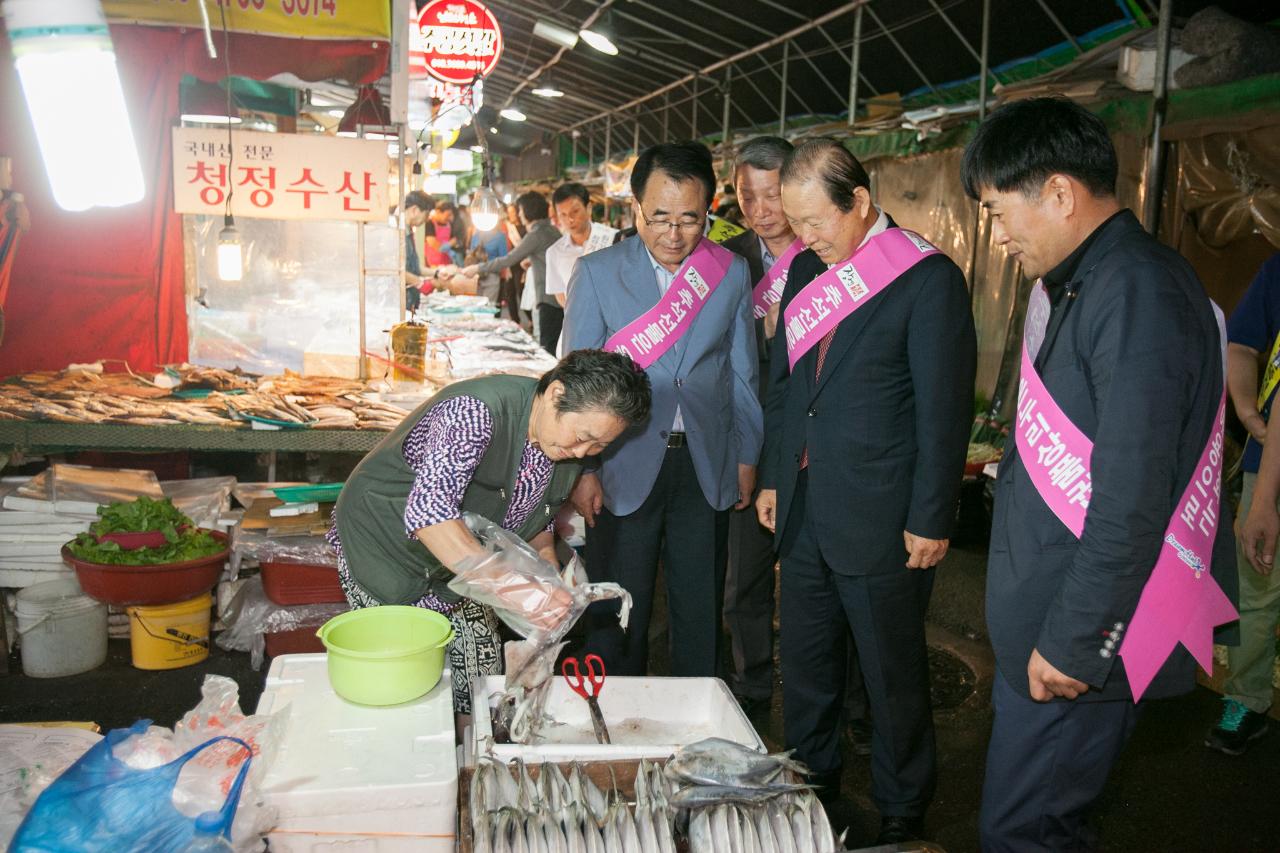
[875,815,925,845]
[848,717,873,756]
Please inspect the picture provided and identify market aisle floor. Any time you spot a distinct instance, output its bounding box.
[2,543,1277,851]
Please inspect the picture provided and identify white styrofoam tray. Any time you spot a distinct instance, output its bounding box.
[470,675,764,765]
[254,653,457,851]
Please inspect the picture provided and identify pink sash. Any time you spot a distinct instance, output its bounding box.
[1014,282,1237,700]
[604,238,733,369]
[751,238,806,319]
[782,228,939,370]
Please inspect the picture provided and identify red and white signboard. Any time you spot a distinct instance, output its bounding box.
[172,128,388,223]
[409,0,503,85]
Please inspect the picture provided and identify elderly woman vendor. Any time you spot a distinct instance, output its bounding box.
[327,349,651,715]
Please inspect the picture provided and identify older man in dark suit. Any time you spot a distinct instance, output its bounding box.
[967,98,1236,852]
[757,139,976,845]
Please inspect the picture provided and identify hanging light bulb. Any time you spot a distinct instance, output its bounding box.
[7,0,146,211]
[499,105,527,122]
[531,74,564,98]
[579,14,619,56]
[217,215,243,282]
[470,185,503,232]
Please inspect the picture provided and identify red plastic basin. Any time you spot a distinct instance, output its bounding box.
[62,530,229,607]
[260,560,345,606]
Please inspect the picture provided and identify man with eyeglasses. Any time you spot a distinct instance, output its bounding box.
[564,141,762,679]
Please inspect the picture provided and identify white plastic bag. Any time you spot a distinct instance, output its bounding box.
[111,675,284,850]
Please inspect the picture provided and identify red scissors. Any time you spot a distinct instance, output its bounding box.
[562,654,611,744]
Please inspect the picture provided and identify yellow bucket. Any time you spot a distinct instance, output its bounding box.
[126,593,212,670]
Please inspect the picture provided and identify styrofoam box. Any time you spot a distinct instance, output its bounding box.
[254,654,457,852]
[470,675,765,765]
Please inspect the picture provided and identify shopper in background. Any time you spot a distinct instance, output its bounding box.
[401,191,434,314]
[965,97,1233,852]
[467,219,510,306]
[424,199,458,267]
[462,192,561,354]
[502,202,527,324]
[545,182,619,347]
[1208,251,1280,756]
[757,138,975,845]
[564,141,761,681]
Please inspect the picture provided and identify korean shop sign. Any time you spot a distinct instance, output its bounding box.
[411,0,503,85]
[104,0,390,41]
[172,128,387,222]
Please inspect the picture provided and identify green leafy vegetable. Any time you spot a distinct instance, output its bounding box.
[67,497,225,565]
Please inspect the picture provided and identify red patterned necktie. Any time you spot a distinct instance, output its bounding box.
[798,328,837,470]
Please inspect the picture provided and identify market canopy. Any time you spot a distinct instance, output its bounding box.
[473,0,1272,149]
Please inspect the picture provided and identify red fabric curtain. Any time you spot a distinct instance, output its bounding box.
[0,25,387,375]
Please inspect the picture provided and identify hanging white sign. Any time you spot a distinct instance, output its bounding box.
[172,128,388,222]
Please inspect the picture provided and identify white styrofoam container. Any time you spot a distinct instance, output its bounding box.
[470,675,765,765]
[254,653,457,852]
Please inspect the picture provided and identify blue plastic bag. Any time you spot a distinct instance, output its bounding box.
[10,720,252,853]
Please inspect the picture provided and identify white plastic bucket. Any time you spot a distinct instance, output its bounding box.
[15,577,108,678]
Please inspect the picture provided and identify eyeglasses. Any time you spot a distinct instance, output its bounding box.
[638,204,705,234]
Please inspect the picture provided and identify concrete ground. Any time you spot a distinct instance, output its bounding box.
[2,542,1278,851]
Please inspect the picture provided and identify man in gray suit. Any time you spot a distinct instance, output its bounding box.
[564,141,762,677]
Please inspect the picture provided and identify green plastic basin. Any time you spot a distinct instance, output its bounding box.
[316,606,455,706]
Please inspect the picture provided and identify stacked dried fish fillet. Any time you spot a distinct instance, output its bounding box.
[470,757,678,853]
[0,366,417,431]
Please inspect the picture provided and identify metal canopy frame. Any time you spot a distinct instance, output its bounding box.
[463,0,1181,165]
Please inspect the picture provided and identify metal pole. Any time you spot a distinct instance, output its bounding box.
[979,0,992,120]
[778,41,789,136]
[605,114,612,163]
[633,116,640,153]
[397,124,406,323]
[1142,0,1173,234]
[663,92,670,141]
[721,66,733,157]
[691,77,698,139]
[572,132,578,168]
[848,4,863,126]
[589,130,595,169]
[969,0,993,303]
[357,221,368,379]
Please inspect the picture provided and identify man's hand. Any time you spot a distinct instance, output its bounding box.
[570,472,604,528]
[1242,494,1279,576]
[756,488,777,532]
[1027,648,1090,702]
[763,303,781,341]
[903,531,948,569]
[1244,411,1268,444]
[736,464,757,510]
[459,264,480,278]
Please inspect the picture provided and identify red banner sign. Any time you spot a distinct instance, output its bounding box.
[410,0,503,85]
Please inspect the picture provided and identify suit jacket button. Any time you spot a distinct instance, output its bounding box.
[660,430,669,439]
[1099,648,1112,658]
[807,408,817,417]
